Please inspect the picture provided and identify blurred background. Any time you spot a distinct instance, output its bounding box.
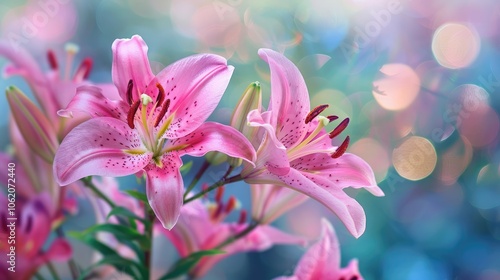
[0,0,499,279]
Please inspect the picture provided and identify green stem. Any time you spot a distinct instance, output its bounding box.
[183,160,211,199]
[144,208,155,278]
[184,174,243,204]
[81,177,116,208]
[56,228,79,280]
[46,262,61,280]
[215,221,259,249]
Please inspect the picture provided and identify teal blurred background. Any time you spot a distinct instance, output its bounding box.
[0,0,499,279]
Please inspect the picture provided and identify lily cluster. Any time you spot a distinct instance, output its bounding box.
[1,35,383,279]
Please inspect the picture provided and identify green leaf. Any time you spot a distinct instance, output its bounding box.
[180,160,193,175]
[78,255,148,280]
[106,206,146,223]
[159,250,225,280]
[74,236,148,280]
[125,190,148,203]
[80,224,149,247]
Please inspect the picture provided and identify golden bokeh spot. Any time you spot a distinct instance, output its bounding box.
[392,136,437,181]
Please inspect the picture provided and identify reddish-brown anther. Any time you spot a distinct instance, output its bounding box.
[126,79,134,105]
[327,115,339,122]
[212,203,223,220]
[331,136,350,159]
[154,99,170,128]
[329,118,350,139]
[76,58,93,80]
[238,210,247,224]
[215,186,225,203]
[127,100,141,129]
[225,196,237,213]
[47,50,58,70]
[305,104,329,124]
[156,83,165,105]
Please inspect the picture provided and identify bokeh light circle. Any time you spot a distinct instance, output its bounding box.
[372,64,421,111]
[431,23,480,69]
[392,136,437,181]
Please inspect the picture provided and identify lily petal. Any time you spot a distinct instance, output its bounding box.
[54,117,152,185]
[0,42,57,117]
[251,184,308,224]
[258,48,310,149]
[145,153,184,230]
[175,122,256,165]
[293,219,339,279]
[292,153,384,197]
[246,169,367,238]
[58,85,129,121]
[112,35,154,102]
[18,194,52,258]
[150,54,234,138]
[194,223,307,278]
[6,86,59,162]
[247,109,290,176]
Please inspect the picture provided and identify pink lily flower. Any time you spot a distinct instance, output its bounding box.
[54,35,256,229]
[159,195,307,279]
[275,219,363,280]
[0,41,118,163]
[241,49,384,238]
[0,192,72,280]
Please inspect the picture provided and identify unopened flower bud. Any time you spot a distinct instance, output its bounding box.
[6,86,58,163]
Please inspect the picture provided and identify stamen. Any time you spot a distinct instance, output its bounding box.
[74,58,93,80]
[154,99,170,128]
[305,104,329,124]
[327,115,338,122]
[225,196,237,213]
[156,83,165,105]
[215,186,225,203]
[329,118,350,139]
[47,50,58,70]
[331,136,350,159]
[211,203,223,220]
[126,80,134,105]
[64,43,79,80]
[127,100,141,129]
[238,210,247,224]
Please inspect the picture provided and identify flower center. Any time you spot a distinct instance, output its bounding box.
[125,80,173,158]
[46,43,93,82]
[288,104,351,160]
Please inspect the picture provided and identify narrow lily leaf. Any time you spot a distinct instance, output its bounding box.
[125,190,148,204]
[77,255,147,280]
[6,86,58,162]
[70,232,147,279]
[159,250,226,280]
[106,206,146,223]
[80,224,148,247]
